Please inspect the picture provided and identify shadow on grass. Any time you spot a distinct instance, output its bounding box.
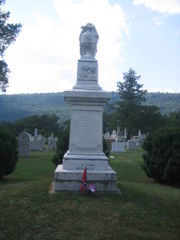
[0,176,32,185]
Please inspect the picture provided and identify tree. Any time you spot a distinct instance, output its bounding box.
[116,68,147,139]
[0,0,21,92]
[139,105,165,133]
[52,120,70,166]
[165,111,180,127]
[0,125,18,178]
[14,114,60,136]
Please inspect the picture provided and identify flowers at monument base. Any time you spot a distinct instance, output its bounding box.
[80,166,87,192]
[80,166,96,194]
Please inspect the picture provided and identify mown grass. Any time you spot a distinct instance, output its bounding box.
[0,149,180,240]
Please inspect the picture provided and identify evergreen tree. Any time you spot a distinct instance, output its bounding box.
[116,68,147,139]
[0,0,21,92]
[0,125,18,178]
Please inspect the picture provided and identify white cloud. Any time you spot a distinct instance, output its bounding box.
[5,0,128,94]
[133,0,180,14]
[154,20,163,26]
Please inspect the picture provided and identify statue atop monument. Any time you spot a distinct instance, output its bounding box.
[79,23,99,60]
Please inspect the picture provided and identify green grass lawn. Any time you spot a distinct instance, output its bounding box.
[0,149,180,240]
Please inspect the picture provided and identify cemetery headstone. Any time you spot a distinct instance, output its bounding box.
[48,134,57,150]
[111,130,117,140]
[127,139,137,150]
[18,131,30,157]
[111,141,126,152]
[30,128,43,151]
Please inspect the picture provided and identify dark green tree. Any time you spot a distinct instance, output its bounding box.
[52,121,70,166]
[0,0,21,92]
[0,125,18,178]
[142,126,180,184]
[139,105,165,133]
[116,68,147,139]
[14,114,60,136]
[166,111,180,127]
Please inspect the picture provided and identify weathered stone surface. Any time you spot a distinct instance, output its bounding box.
[73,60,101,90]
[79,23,98,60]
[127,140,137,150]
[18,131,30,157]
[54,165,117,192]
[54,23,118,193]
[30,128,44,151]
[111,142,126,153]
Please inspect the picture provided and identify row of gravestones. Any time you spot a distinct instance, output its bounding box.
[18,129,58,157]
[111,139,143,153]
[104,129,146,153]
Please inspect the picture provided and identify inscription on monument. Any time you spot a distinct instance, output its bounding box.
[76,162,95,170]
[76,117,99,146]
[77,61,97,82]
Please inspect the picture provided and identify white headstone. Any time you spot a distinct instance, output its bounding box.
[111,142,126,152]
[127,139,137,150]
[18,131,30,157]
[48,134,57,150]
[30,128,43,151]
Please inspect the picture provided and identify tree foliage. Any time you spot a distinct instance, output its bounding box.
[116,68,147,138]
[52,121,70,166]
[114,69,166,137]
[139,105,165,133]
[165,111,180,127]
[117,68,146,105]
[142,127,180,184]
[0,125,18,178]
[0,0,21,92]
[14,114,60,136]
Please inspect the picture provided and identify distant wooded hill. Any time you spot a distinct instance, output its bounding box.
[0,92,180,123]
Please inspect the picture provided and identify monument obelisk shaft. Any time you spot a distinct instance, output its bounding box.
[54,23,117,192]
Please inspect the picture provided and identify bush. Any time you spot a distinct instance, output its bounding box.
[0,126,18,178]
[103,138,110,158]
[52,122,69,166]
[141,127,180,184]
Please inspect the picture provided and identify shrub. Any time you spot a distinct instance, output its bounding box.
[52,122,69,166]
[141,127,180,184]
[0,126,18,178]
[103,138,110,157]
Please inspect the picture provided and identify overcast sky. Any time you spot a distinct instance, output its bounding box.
[3,0,180,94]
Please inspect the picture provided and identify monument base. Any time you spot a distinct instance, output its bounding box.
[54,164,118,192]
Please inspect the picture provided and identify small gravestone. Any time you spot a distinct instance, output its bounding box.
[18,131,30,157]
[127,139,137,150]
[30,128,43,151]
[48,134,57,150]
[111,141,126,152]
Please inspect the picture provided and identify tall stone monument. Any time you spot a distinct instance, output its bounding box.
[54,23,118,192]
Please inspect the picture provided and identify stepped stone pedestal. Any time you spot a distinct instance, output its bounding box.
[54,23,118,192]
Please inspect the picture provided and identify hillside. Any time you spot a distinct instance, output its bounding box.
[0,92,69,122]
[0,92,180,122]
